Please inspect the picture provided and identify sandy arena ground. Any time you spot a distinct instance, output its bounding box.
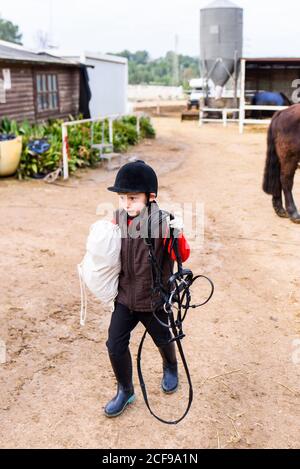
[0,117,300,449]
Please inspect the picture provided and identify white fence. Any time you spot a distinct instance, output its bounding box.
[199,108,240,127]
[238,104,288,133]
[199,105,289,132]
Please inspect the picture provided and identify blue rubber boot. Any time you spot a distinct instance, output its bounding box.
[105,349,136,418]
[158,342,179,394]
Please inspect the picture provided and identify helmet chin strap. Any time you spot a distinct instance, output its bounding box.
[146,193,151,207]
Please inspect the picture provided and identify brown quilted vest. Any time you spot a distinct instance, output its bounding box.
[115,202,174,312]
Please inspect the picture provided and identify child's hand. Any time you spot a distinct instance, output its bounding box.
[169,214,184,232]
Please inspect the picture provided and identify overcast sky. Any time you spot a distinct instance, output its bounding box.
[1,0,300,59]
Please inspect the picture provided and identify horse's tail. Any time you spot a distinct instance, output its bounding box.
[263,122,281,195]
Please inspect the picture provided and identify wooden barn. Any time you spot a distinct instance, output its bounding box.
[238,56,300,132]
[241,57,300,102]
[0,40,83,123]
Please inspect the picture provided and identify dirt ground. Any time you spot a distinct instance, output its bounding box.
[1,117,300,449]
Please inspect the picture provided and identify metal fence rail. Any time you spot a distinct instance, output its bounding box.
[61,112,146,180]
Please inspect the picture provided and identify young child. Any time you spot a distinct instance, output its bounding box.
[105,160,190,418]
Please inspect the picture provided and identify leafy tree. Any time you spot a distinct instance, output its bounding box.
[108,49,199,86]
[132,50,149,65]
[0,16,22,44]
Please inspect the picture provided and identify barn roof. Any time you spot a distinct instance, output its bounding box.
[0,40,79,66]
[43,49,127,66]
[242,57,300,63]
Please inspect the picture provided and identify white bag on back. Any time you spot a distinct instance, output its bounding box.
[78,220,121,326]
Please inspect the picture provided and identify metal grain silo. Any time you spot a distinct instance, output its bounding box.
[200,0,243,97]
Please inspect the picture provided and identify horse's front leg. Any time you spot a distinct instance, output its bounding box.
[281,165,300,223]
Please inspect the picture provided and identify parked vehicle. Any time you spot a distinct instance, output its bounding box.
[187,78,214,110]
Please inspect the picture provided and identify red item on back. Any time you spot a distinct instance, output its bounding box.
[111,216,190,262]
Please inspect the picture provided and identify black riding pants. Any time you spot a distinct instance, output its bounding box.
[106,301,172,357]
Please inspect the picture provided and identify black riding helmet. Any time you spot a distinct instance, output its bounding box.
[107,160,158,196]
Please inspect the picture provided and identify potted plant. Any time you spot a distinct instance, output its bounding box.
[0,134,23,177]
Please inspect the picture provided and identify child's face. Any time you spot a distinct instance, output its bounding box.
[118,193,155,217]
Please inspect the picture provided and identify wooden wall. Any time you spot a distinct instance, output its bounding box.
[0,63,80,123]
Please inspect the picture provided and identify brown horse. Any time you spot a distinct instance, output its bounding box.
[263,104,300,223]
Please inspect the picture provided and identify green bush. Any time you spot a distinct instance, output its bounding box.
[0,115,155,179]
[140,116,156,139]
